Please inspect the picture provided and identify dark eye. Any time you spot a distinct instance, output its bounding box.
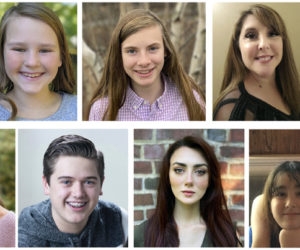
[40,49,52,53]
[245,32,257,39]
[269,31,279,37]
[12,48,26,52]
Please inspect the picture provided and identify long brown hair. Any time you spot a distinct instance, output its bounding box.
[214,4,300,118]
[262,161,300,247]
[144,136,239,247]
[0,3,75,120]
[88,9,205,121]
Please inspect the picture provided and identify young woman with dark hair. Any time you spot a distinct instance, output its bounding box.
[134,136,240,247]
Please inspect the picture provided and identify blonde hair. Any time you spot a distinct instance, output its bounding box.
[0,3,75,119]
[88,9,205,121]
[214,4,300,118]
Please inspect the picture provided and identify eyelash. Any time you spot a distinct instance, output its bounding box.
[11,48,52,53]
[173,168,207,176]
[244,31,279,39]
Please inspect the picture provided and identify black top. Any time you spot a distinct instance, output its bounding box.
[214,82,296,121]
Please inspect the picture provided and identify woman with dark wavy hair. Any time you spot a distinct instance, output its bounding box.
[134,136,240,247]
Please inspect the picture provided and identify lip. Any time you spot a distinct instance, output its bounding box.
[66,201,88,211]
[134,68,154,78]
[254,55,273,63]
[182,190,195,197]
[283,213,300,216]
[20,71,44,80]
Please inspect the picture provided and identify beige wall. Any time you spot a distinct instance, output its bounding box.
[213,3,300,103]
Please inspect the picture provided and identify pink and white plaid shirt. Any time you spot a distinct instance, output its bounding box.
[89,75,205,121]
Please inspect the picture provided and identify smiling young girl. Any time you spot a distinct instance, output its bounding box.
[88,9,205,121]
[251,161,300,247]
[0,3,76,121]
[214,4,300,120]
[134,136,240,247]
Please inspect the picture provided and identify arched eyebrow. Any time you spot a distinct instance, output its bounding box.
[171,162,208,168]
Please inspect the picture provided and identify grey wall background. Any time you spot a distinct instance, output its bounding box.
[213,3,300,104]
[18,129,128,214]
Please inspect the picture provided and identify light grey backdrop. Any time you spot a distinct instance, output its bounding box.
[18,129,128,215]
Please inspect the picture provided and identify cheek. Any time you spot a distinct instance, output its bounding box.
[4,51,21,70]
[41,54,61,69]
[195,177,209,189]
[271,199,281,219]
[169,173,182,187]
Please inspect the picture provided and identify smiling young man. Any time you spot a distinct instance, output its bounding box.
[18,135,128,247]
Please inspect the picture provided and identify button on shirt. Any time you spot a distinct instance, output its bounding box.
[88,74,205,121]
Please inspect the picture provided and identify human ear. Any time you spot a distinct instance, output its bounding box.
[42,176,50,195]
[99,176,105,196]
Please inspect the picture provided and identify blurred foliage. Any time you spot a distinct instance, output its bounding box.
[0,130,15,211]
[0,2,77,53]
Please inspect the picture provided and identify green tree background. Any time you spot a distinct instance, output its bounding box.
[0,130,15,211]
[0,2,77,52]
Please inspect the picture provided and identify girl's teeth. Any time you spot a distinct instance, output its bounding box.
[23,73,41,78]
[258,56,271,61]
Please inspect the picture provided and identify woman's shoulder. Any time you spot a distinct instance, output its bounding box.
[88,97,109,121]
[134,220,148,247]
[0,104,10,121]
[214,87,241,120]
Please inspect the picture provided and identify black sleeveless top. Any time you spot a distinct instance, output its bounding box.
[214,82,296,121]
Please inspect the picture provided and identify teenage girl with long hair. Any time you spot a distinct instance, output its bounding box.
[134,136,240,247]
[214,4,300,120]
[88,9,205,121]
[0,3,76,120]
[251,161,300,247]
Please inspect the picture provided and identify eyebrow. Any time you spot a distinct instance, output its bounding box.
[57,176,98,180]
[6,42,57,48]
[171,162,208,168]
[122,42,161,50]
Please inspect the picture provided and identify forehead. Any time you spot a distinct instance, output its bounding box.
[274,172,300,188]
[51,156,99,178]
[170,146,207,164]
[240,14,269,32]
[5,16,58,44]
[121,25,163,47]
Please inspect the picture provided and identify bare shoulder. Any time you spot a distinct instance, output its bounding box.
[251,195,270,247]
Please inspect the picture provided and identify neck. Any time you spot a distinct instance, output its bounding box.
[6,88,60,119]
[247,72,277,88]
[0,205,8,219]
[131,76,164,104]
[173,200,202,226]
[51,208,87,234]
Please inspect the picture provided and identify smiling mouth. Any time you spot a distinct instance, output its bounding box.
[66,202,87,208]
[21,72,43,78]
[255,56,273,62]
[134,68,153,75]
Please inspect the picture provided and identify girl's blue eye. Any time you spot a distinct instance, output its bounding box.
[149,46,158,52]
[127,49,136,54]
[40,49,52,53]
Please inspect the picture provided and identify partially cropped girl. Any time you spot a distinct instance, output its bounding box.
[0,3,76,120]
[251,161,300,247]
[88,9,205,121]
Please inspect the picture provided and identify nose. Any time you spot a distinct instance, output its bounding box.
[72,182,85,198]
[258,35,270,50]
[285,195,296,208]
[24,50,40,67]
[184,170,193,187]
[137,51,151,67]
